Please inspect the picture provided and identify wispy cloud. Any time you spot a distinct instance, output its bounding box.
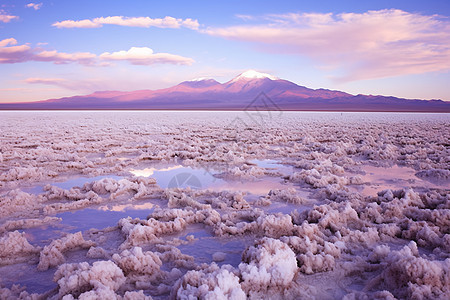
[34,50,97,65]
[25,77,66,85]
[26,3,43,10]
[53,16,199,30]
[0,10,18,23]
[0,38,194,67]
[99,47,194,65]
[25,77,104,92]
[0,38,97,65]
[205,9,450,82]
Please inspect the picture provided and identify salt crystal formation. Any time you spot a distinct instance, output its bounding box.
[0,111,448,299]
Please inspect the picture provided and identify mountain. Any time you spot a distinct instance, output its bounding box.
[1,70,449,112]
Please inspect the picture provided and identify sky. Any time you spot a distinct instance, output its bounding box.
[1,0,450,103]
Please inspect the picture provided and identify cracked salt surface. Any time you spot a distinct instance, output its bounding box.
[0,111,449,299]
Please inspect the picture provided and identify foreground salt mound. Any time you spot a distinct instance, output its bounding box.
[0,190,42,218]
[265,188,307,204]
[112,247,162,284]
[173,263,246,300]
[0,231,40,266]
[377,242,450,299]
[239,238,297,294]
[53,260,126,299]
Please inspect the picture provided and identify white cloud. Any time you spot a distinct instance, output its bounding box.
[53,16,199,30]
[99,47,194,65]
[205,9,450,82]
[0,38,18,47]
[0,38,194,67]
[53,19,100,28]
[26,3,43,10]
[0,10,18,23]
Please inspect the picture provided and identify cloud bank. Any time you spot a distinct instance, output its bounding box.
[99,47,194,65]
[53,16,199,30]
[0,38,194,66]
[205,9,450,82]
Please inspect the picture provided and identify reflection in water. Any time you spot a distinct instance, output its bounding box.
[131,162,294,195]
[130,165,182,177]
[250,159,294,176]
[211,179,291,195]
[167,172,203,189]
[150,165,220,189]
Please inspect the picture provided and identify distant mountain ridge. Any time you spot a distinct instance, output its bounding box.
[1,70,449,112]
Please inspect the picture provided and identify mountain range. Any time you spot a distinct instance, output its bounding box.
[1,70,449,112]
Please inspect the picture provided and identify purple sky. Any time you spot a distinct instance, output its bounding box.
[1,0,450,102]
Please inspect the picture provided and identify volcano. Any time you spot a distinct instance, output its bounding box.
[1,70,449,112]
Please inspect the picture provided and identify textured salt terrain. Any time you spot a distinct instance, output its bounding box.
[0,111,449,299]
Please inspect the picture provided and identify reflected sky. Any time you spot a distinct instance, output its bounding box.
[130,165,183,177]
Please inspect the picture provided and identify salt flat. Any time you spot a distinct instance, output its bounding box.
[0,111,449,299]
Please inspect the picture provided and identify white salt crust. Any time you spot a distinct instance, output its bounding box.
[0,111,448,299]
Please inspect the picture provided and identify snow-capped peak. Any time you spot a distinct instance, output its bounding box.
[232,70,278,82]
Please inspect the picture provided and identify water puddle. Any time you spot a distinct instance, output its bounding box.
[23,175,123,194]
[249,159,293,175]
[354,164,448,196]
[176,228,249,267]
[23,202,155,246]
[57,205,153,232]
[131,165,218,189]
